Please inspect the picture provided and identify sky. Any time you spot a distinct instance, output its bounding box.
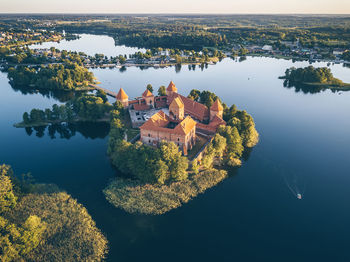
[1,0,350,14]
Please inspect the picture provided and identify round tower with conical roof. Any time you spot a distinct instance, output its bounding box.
[116,88,129,108]
[166,81,178,96]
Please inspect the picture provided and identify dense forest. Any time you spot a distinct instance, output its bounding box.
[14,14,349,51]
[7,62,95,90]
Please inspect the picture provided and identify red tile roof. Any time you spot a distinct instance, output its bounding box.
[168,93,209,121]
[167,81,177,92]
[208,115,226,128]
[140,111,196,136]
[116,88,128,100]
[174,116,196,135]
[210,99,223,111]
[142,89,154,97]
[170,97,184,109]
[196,115,226,133]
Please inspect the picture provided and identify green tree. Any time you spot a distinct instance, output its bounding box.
[96,90,108,103]
[29,109,45,122]
[158,85,166,96]
[212,133,227,159]
[201,144,215,169]
[0,165,17,214]
[199,90,218,108]
[146,84,153,93]
[239,111,259,147]
[23,112,30,124]
[188,89,200,101]
[218,126,244,159]
[191,160,199,175]
[159,142,188,181]
[154,160,169,184]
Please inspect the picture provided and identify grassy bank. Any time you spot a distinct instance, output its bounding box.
[103,168,227,215]
[303,82,350,91]
[1,163,108,262]
[5,191,108,261]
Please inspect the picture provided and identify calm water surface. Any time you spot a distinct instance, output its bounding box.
[28,33,146,57]
[2,35,350,262]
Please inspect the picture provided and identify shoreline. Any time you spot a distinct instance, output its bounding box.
[103,168,228,215]
[14,117,110,128]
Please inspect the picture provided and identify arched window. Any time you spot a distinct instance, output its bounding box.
[148,133,150,137]
[149,140,151,144]
[177,138,180,141]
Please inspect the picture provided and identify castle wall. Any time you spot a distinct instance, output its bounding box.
[140,127,196,151]
[143,96,154,106]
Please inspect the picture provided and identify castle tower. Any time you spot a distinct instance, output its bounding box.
[169,97,184,121]
[116,88,129,108]
[166,81,178,96]
[142,89,155,106]
[210,99,223,121]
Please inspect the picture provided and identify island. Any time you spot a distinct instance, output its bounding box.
[7,61,96,91]
[14,91,112,128]
[103,81,259,215]
[280,66,350,92]
[11,81,258,216]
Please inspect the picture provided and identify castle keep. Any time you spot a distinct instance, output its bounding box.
[116,81,225,154]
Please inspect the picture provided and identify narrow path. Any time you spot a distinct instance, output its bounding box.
[89,84,118,98]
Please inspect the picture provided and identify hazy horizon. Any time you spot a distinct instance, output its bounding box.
[1,0,350,15]
[1,13,350,15]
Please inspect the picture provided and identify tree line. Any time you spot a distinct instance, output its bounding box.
[7,62,95,90]
[185,89,258,168]
[21,91,112,125]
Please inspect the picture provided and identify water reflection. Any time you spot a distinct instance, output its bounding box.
[10,84,78,103]
[119,66,127,73]
[282,80,339,94]
[242,147,253,162]
[23,122,110,139]
[175,64,182,73]
[239,56,247,62]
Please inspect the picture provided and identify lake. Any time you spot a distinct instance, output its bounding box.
[2,34,350,262]
[28,33,146,57]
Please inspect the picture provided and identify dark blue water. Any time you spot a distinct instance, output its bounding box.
[2,35,350,262]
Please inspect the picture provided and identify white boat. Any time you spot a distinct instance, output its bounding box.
[297,194,302,199]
